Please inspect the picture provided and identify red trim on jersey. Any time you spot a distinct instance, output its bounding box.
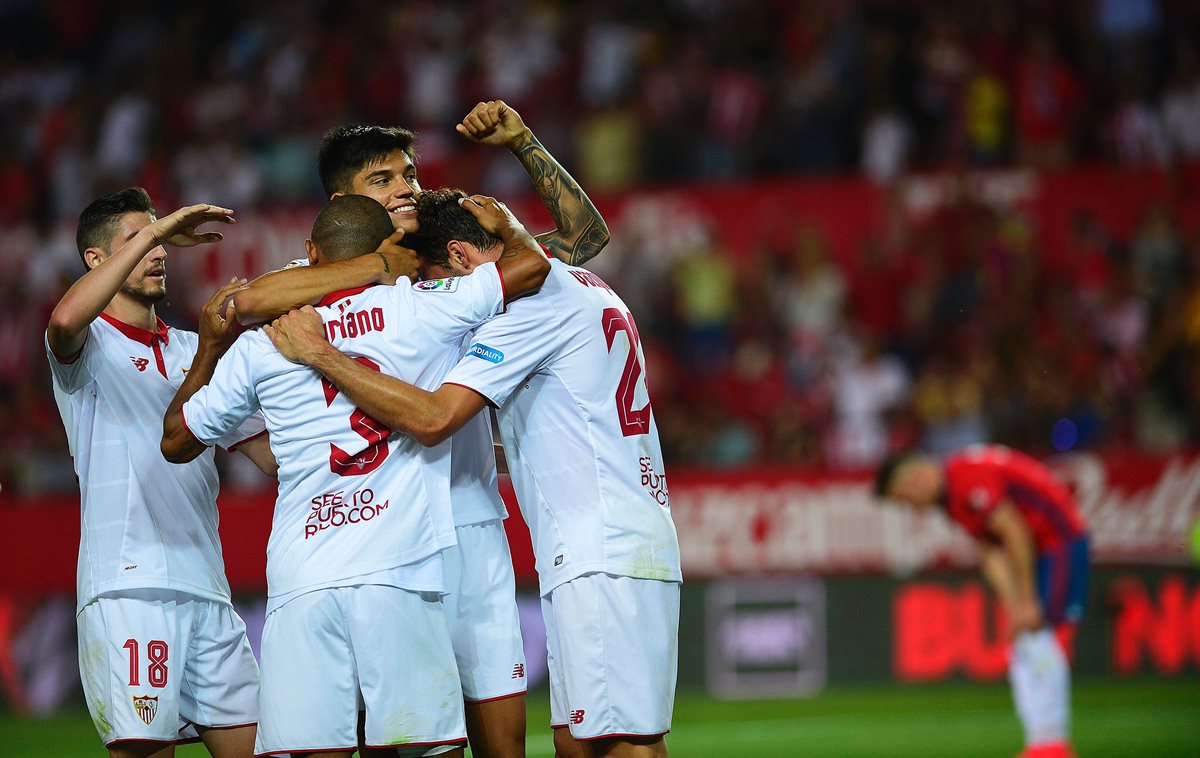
[496,262,508,313]
[317,283,377,307]
[576,731,670,742]
[179,408,212,448]
[99,311,171,346]
[362,737,468,749]
[228,427,268,453]
[551,723,570,729]
[465,689,527,705]
[49,328,89,364]
[151,340,167,378]
[445,381,498,409]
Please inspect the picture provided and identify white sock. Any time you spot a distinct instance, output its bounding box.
[1008,628,1071,746]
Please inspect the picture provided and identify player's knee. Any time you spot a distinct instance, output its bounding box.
[588,736,667,758]
[108,742,176,758]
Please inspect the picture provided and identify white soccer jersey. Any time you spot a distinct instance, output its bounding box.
[447,364,507,526]
[445,260,682,595]
[46,314,266,612]
[281,257,505,527]
[182,264,505,605]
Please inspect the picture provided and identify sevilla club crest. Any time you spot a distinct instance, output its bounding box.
[133,694,158,725]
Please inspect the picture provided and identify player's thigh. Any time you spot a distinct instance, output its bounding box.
[345,584,467,752]
[255,590,359,756]
[546,574,679,741]
[444,519,527,701]
[78,590,195,748]
[464,693,526,758]
[179,599,258,736]
[196,722,255,758]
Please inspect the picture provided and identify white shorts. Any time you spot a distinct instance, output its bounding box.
[542,573,679,741]
[443,519,527,701]
[77,589,259,748]
[254,583,466,757]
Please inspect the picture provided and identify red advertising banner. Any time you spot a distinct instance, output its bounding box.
[670,452,1200,579]
[892,572,1200,682]
[2,452,1197,593]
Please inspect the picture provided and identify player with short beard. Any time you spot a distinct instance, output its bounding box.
[230,101,609,758]
[46,188,276,758]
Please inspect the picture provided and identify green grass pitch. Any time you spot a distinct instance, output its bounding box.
[2,679,1196,757]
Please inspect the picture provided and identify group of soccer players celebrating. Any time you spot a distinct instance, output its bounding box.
[48,101,681,758]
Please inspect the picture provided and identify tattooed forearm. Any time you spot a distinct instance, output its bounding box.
[510,130,610,266]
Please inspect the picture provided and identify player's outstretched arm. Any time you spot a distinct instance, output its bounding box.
[47,204,235,359]
[459,194,550,301]
[230,231,420,325]
[265,307,486,446]
[985,502,1043,635]
[458,100,610,266]
[162,280,251,464]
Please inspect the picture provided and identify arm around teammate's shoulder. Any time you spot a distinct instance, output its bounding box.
[264,307,489,447]
[459,195,550,303]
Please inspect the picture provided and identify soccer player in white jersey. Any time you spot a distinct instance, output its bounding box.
[160,193,549,758]
[46,188,277,758]
[266,193,681,758]
[230,101,608,758]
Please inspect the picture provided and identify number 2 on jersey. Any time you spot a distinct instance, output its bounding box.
[320,356,392,476]
[602,308,652,436]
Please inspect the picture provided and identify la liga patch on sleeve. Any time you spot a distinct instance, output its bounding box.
[413,277,459,292]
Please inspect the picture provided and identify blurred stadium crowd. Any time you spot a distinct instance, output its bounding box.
[2,0,1200,492]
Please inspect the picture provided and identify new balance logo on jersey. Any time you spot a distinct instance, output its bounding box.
[467,343,504,364]
[130,357,149,372]
[570,709,586,725]
[133,695,158,725]
[512,663,525,679]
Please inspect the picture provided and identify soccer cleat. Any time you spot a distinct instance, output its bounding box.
[1017,742,1075,758]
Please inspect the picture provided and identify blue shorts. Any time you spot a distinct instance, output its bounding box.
[1036,535,1091,626]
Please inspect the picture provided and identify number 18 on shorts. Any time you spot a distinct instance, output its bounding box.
[77,590,259,746]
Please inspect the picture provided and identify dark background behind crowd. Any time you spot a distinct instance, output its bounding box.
[2,0,1200,494]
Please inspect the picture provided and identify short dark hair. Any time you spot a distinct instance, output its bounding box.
[75,187,155,264]
[405,188,500,269]
[317,125,418,196]
[874,450,922,498]
[310,195,395,263]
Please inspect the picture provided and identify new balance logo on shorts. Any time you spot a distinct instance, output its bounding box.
[130,357,149,372]
[512,663,525,679]
[133,694,158,725]
[570,709,586,725]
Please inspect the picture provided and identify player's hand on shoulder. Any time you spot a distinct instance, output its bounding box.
[150,204,237,248]
[264,305,328,365]
[375,229,420,285]
[199,277,247,354]
[456,100,529,149]
[458,194,525,238]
